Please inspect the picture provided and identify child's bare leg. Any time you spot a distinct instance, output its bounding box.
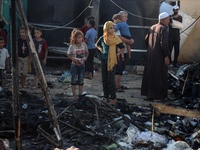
[110,99,118,105]
[126,44,131,59]
[72,85,76,100]
[118,36,134,45]
[115,75,121,89]
[79,85,83,95]
[21,74,26,87]
[33,75,38,89]
[121,52,125,60]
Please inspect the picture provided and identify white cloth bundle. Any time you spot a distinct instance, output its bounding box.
[172,19,183,29]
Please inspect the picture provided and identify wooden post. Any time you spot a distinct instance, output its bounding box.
[16,0,61,143]
[151,102,200,118]
[11,0,21,149]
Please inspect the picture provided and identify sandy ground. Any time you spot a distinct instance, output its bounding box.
[12,63,151,107]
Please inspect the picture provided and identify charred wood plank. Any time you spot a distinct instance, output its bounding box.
[87,98,100,128]
[151,102,200,118]
[57,104,72,119]
[61,129,75,136]
[37,126,62,147]
[59,120,95,136]
[95,118,123,130]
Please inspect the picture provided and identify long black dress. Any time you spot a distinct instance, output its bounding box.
[141,23,169,99]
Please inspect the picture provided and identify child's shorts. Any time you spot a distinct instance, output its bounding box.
[0,69,5,80]
[121,35,131,40]
[70,64,84,85]
[31,59,45,75]
[115,53,127,75]
[18,56,28,76]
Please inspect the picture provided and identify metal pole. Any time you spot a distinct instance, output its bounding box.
[11,0,21,149]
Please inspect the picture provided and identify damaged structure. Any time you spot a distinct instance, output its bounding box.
[0,0,200,149]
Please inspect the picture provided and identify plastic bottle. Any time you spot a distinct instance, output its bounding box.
[58,74,65,82]
[189,130,200,140]
[104,143,117,150]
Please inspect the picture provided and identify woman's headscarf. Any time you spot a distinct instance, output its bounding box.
[103,21,122,71]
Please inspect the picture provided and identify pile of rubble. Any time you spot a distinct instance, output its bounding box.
[1,63,200,149]
[0,88,200,149]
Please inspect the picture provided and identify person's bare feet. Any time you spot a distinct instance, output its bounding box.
[22,85,28,89]
[32,86,38,90]
[73,95,77,101]
[154,99,161,102]
[109,99,118,105]
[103,98,110,103]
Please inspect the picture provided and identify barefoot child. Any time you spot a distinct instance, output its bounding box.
[31,28,48,90]
[84,19,97,79]
[18,26,30,88]
[67,29,89,101]
[0,37,9,87]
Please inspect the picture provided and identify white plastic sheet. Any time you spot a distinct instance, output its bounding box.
[122,125,168,145]
[163,140,192,150]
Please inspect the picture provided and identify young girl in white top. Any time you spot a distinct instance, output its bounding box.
[67,29,89,101]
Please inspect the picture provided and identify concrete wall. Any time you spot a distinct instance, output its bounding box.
[179,0,200,63]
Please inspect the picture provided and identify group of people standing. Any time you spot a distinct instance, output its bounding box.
[67,11,133,104]
[0,5,182,105]
[0,24,48,90]
[67,5,182,104]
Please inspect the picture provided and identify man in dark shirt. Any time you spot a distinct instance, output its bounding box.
[168,5,182,68]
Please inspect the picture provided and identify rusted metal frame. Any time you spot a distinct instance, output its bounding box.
[37,126,62,147]
[99,107,115,119]
[95,118,123,130]
[94,104,100,127]
[87,98,100,128]
[57,104,72,119]
[116,124,127,136]
[182,75,188,95]
[87,97,114,119]
[100,99,145,131]
[61,129,75,136]
[16,0,61,142]
[59,120,95,136]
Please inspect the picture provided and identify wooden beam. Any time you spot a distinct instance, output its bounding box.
[151,102,200,118]
[11,0,21,149]
[16,0,61,144]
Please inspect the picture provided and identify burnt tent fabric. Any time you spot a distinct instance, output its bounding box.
[141,23,169,99]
